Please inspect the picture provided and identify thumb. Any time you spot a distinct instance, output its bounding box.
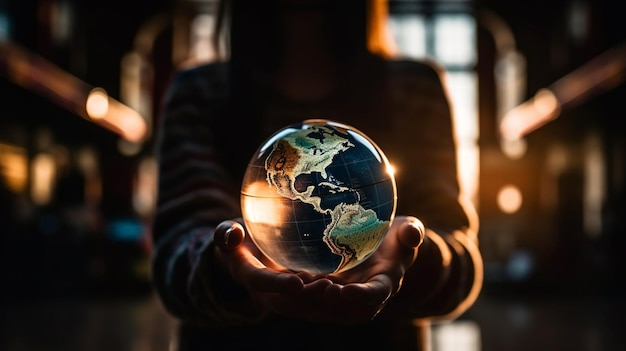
[398,216,425,249]
[214,220,246,251]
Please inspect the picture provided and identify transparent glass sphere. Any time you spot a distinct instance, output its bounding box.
[241,119,397,275]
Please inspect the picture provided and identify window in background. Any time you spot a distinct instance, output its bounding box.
[389,0,479,207]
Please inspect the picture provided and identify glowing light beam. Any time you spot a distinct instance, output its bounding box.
[500,43,626,140]
[0,40,147,142]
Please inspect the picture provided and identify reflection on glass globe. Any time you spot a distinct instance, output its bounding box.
[241,119,397,275]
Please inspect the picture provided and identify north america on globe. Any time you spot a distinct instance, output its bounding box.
[241,119,397,275]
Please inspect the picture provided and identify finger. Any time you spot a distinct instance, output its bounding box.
[399,216,425,249]
[323,282,342,301]
[230,248,304,295]
[295,271,331,283]
[274,277,332,302]
[300,278,334,298]
[339,274,393,306]
[214,221,245,251]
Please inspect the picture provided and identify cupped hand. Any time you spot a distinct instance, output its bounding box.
[213,220,307,296]
[323,215,424,323]
[212,216,424,324]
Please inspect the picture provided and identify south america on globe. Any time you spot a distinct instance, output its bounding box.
[241,119,397,275]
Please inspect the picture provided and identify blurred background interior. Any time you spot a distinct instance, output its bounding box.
[1,0,625,350]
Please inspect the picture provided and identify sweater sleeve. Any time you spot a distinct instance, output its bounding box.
[378,60,483,321]
[150,64,266,327]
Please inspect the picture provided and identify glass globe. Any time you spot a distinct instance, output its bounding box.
[241,119,397,275]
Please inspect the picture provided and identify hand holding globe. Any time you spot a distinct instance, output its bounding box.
[211,119,425,324]
[213,215,425,324]
[211,119,425,323]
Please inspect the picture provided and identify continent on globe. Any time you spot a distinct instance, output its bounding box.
[323,202,391,272]
[241,119,397,275]
[265,125,354,213]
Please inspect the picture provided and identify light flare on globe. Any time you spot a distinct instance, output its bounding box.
[241,119,397,275]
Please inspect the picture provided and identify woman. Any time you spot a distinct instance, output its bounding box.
[152,0,483,349]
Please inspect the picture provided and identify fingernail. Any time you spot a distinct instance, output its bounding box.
[408,219,425,247]
[224,227,233,246]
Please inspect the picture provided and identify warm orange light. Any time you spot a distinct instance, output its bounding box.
[499,43,626,140]
[497,185,522,214]
[500,138,527,160]
[533,89,560,116]
[367,0,397,58]
[86,88,109,119]
[87,93,148,143]
[105,101,148,142]
[500,88,561,141]
[241,181,286,226]
[0,40,148,143]
[31,153,56,205]
[0,143,28,193]
[134,157,158,217]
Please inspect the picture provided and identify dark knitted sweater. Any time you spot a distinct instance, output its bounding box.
[152,59,481,350]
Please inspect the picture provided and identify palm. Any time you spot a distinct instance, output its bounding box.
[215,216,423,324]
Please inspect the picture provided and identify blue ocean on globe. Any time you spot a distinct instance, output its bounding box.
[241,119,397,275]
